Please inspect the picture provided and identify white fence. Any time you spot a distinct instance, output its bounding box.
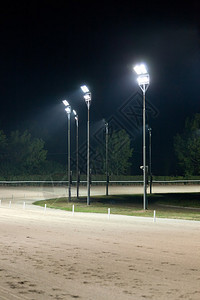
[0,179,200,186]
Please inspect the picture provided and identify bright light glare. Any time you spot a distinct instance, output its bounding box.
[83,93,91,101]
[140,64,147,74]
[137,74,150,85]
[65,106,71,114]
[73,110,77,116]
[134,64,147,75]
[81,85,89,93]
[62,100,69,106]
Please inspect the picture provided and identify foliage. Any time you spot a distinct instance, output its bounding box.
[174,114,200,175]
[0,130,48,176]
[93,129,133,175]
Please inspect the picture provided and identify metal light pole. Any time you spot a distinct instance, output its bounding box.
[105,121,109,196]
[148,127,152,194]
[134,64,150,210]
[62,100,71,202]
[73,110,79,199]
[81,85,92,206]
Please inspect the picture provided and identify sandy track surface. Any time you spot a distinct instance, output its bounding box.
[1,185,200,299]
[0,184,200,205]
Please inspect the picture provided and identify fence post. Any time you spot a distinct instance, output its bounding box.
[153,210,156,222]
[108,208,110,219]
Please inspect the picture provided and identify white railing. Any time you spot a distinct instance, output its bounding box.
[0,179,200,185]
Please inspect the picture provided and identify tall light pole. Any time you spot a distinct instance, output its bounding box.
[105,121,109,196]
[134,64,150,210]
[81,85,92,206]
[148,127,152,194]
[73,110,79,199]
[63,100,71,202]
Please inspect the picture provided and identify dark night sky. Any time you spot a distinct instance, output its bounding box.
[0,1,200,175]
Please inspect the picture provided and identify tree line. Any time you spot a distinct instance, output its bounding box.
[0,113,200,179]
[0,128,133,179]
[174,113,200,176]
[0,130,64,178]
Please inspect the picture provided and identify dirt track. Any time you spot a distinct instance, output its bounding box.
[0,185,200,299]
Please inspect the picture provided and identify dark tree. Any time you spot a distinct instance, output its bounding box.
[94,129,133,175]
[0,130,47,176]
[174,114,200,176]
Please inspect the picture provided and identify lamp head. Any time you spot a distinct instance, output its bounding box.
[134,64,148,75]
[83,93,91,101]
[65,106,71,114]
[137,74,150,85]
[62,100,70,106]
[81,85,89,93]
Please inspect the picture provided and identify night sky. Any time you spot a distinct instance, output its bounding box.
[0,1,199,175]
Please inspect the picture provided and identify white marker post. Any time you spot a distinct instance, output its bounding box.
[108,208,110,220]
[44,204,47,213]
[153,210,156,222]
[72,204,74,216]
[23,202,26,210]
[9,201,11,208]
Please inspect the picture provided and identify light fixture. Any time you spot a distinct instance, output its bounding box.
[137,74,150,85]
[134,64,148,75]
[80,85,92,205]
[63,100,69,106]
[62,99,72,202]
[81,85,89,93]
[65,106,71,114]
[133,63,150,210]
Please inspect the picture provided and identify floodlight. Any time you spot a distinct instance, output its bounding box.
[81,84,92,205]
[137,74,150,85]
[134,65,142,75]
[140,64,147,74]
[133,62,150,210]
[134,64,148,75]
[65,106,71,114]
[81,85,89,93]
[63,100,69,106]
[83,93,91,101]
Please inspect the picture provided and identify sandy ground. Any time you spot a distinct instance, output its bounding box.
[0,185,200,299]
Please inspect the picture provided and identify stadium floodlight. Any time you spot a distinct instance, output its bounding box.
[73,110,79,123]
[137,74,150,86]
[83,93,91,101]
[81,85,89,93]
[134,63,150,210]
[148,127,152,194]
[62,100,70,106]
[62,100,72,202]
[65,106,71,114]
[72,110,79,199]
[80,85,92,205]
[134,64,148,75]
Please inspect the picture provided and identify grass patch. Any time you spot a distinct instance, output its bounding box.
[33,193,200,221]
